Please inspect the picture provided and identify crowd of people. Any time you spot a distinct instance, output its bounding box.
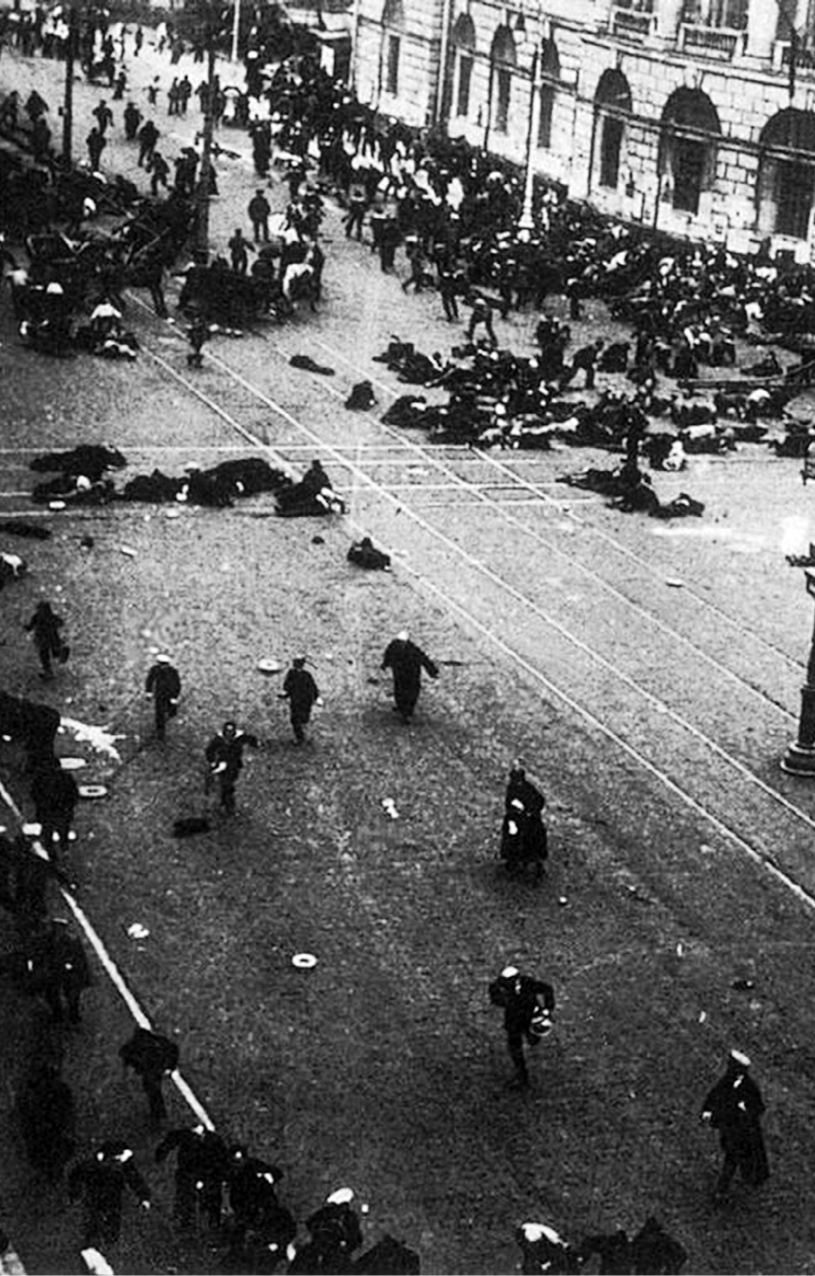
[0,11,797,1273]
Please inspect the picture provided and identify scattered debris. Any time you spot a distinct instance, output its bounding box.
[78,784,108,800]
[60,718,125,763]
[127,923,150,940]
[119,545,137,557]
[381,798,399,819]
[257,659,283,675]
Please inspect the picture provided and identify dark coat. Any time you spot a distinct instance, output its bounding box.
[24,604,63,654]
[69,1149,150,1212]
[30,763,79,822]
[120,1027,179,1082]
[381,638,438,714]
[156,1126,229,1181]
[489,973,555,1034]
[145,662,181,704]
[282,667,320,720]
[701,1065,769,1185]
[501,772,547,864]
[306,1199,362,1260]
[205,730,258,781]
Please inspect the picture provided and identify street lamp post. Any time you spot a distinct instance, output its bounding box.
[781,569,815,775]
[62,7,79,166]
[518,45,541,232]
[195,41,217,262]
[230,0,240,66]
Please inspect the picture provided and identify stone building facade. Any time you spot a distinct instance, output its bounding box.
[349,0,815,258]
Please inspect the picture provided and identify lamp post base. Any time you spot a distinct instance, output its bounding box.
[781,741,815,776]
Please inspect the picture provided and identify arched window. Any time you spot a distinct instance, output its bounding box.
[594,68,632,189]
[659,88,721,214]
[490,26,516,134]
[538,39,559,149]
[382,0,405,96]
[452,14,476,118]
[758,109,815,238]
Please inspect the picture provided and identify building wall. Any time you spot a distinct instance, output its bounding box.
[351,0,815,257]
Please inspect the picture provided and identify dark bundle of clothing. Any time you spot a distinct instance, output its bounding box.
[345,381,377,411]
[122,459,291,506]
[0,520,52,539]
[289,353,335,375]
[381,396,429,427]
[347,537,391,570]
[31,474,118,505]
[30,445,127,481]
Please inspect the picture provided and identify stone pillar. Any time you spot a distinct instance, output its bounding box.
[656,0,684,44]
[745,0,777,60]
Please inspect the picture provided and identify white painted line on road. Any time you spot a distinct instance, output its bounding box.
[162,347,811,833]
[0,777,215,1131]
[135,300,815,913]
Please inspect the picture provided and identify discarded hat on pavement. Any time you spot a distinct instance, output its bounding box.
[326,1188,354,1205]
[520,1223,563,1245]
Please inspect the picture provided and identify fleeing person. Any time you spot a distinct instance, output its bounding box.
[68,1142,151,1250]
[500,762,548,880]
[489,965,556,1088]
[144,654,181,743]
[119,1027,179,1124]
[24,600,66,679]
[381,630,438,722]
[186,316,209,368]
[289,1188,363,1273]
[279,656,321,745]
[226,1145,294,1262]
[30,757,80,861]
[204,721,258,815]
[228,227,252,275]
[247,189,271,243]
[467,295,497,347]
[701,1050,770,1202]
[155,1124,229,1229]
[25,918,92,1024]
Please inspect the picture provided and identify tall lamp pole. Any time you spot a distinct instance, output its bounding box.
[62,7,79,165]
[230,0,240,65]
[781,569,815,775]
[195,40,217,262]
[518,45,542,232]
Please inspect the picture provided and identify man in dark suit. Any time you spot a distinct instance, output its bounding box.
[145,654,181,743]
[489,966,556,1088]
[381,631,438,723]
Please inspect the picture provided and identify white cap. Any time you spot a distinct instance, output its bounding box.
[397,630,409,642]
[46,281,64,295]
[520,1223,562,1245]
[326,1187,354,1205]
[730,1049,751,1068]
[156,654,171,664]
[500,966,519,979]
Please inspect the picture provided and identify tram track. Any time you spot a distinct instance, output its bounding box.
[113,318,815,913]
[4,291,808,906]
